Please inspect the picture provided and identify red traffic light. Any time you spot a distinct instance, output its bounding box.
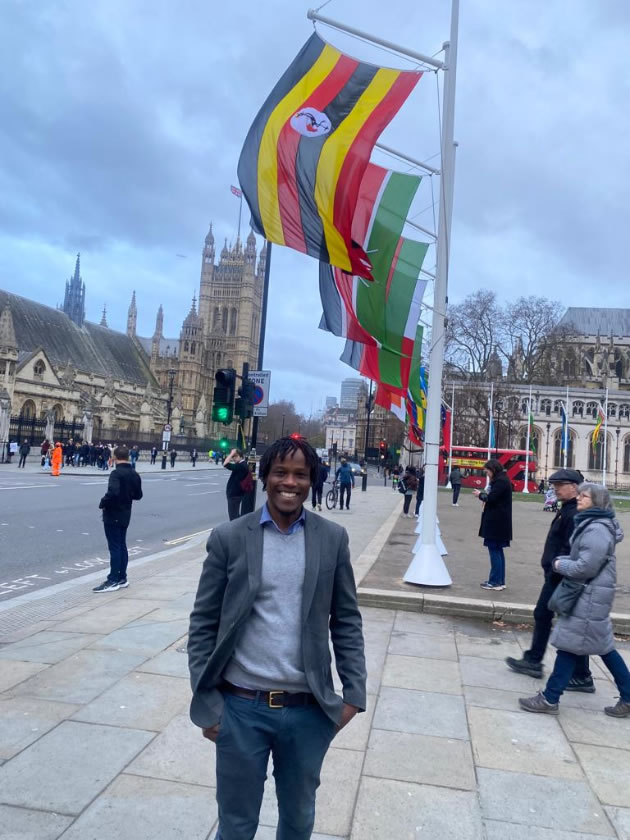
[289,433,303,440]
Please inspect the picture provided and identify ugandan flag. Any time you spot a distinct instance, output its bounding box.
[237,33,422,279]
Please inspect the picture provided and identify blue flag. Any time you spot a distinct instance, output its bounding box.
[560,403,569,455]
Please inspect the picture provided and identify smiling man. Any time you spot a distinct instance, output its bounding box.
[188,436,366,840]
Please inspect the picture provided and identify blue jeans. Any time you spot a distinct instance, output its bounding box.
[103,522,129,583]
[544,649,630,705]
[486,541,506,586]
[215,693,336,840]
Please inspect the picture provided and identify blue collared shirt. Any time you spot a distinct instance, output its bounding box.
[260,502,306,536]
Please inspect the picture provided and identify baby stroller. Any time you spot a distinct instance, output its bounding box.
[543,487,558,513]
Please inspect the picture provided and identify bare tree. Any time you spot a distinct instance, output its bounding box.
[257,400,325,447]
[445,290,507,379]
[504,296,566,383]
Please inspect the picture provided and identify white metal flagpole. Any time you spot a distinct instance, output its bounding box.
[487,382,494,461]
[564,385,569,469]
[449,380,455,475]
[603,388,609,486]
[404,0,459,587]
[523,384,532,493]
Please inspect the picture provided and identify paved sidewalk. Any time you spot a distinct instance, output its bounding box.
[1,488,629,839]
[1,458,222,476]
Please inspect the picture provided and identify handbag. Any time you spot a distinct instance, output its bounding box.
[548,555,611,617]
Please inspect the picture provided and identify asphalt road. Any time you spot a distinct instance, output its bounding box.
[0,467,232,603]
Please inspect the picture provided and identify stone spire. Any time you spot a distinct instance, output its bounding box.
[153,304,164,338]
[257,240,268,278]
[0,302,18,352]
[245,227,256,264]
[127,290,137,337]
[63,253,86,327]
[99,304,108,328]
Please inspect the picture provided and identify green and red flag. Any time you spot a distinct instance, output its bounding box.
[529,408,537,453]
[592,403,606,453]
[238,33,422,279]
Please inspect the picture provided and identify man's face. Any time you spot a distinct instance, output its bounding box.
[265,449,312,518]
[552,481,578,502]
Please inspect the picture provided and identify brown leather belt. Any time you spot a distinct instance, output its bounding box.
[222,681,317,708]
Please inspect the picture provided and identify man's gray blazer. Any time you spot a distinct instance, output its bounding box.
[188,508,367,728]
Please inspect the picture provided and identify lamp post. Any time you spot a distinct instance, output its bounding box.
[545,422,551,480]
[161,369,177,470]
[615,426,621,489]
[495,399,503,454]
[363,380,374,463]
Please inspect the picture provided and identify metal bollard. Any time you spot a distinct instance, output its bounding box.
[361,473,368,492]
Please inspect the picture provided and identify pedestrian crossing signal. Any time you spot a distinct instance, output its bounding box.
[212,368,236,424]
[219,438,230,450]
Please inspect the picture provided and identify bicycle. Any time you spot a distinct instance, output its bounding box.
[325,479,339,510]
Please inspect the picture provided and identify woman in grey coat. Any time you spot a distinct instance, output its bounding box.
[519,483,630,717]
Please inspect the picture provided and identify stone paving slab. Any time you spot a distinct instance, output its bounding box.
[0,803,73,839]
[57,774,218,840]
[0,720,154,815]
[0,629,101,663]
[0,696,79,760]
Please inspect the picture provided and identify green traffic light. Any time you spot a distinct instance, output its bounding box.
[219,438,229,449]
[216,406,230,422]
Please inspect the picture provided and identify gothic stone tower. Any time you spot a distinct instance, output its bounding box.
[63,253,86,327]
[198,224,264,435]
[178,296,204,419]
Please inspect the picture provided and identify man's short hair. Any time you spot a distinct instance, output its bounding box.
[114,446,129,460]
[484,459,504,476]
[259,437,319,487]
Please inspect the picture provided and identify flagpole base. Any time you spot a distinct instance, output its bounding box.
[404,543,452,586]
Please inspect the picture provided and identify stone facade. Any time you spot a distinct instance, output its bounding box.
[0,225,264,442]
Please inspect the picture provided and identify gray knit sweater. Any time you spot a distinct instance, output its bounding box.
[223,524,309,692]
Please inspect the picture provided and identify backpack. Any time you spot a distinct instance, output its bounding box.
[240,469,254,494]
[397,479,407,494]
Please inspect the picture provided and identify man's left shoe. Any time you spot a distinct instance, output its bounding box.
[93,580,120,593]
[566,676,596,693]
[116,580,129,589]
[480,582,504,590]
[604,698,630,718]
[519,692,559,715]
[317,504,322,511]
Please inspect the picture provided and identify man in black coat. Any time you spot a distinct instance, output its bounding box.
[506,468,593,689]
[473,460,512,591]
[93,446,143,593]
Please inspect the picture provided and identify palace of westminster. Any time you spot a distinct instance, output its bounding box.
[0,225,264,442]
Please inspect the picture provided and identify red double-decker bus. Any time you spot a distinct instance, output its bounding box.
[439,446,538,492]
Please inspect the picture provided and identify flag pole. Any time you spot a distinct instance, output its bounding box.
[487,381,494,461]
[238,194,243,242]
[603,387,609,486]
[564,385,569,469]
[404,0,458,587]
[445,381,455,488]
[523,384,532,493]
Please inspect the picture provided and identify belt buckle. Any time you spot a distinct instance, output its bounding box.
[268,691,283,709]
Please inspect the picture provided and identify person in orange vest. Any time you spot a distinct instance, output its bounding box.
[51,442,63,477]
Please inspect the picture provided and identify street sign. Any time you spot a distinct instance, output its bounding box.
[250,370,271,417]
[162,430,171,443]
[164,424,172,432]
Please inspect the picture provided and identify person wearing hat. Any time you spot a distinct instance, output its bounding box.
[506,468,594,690]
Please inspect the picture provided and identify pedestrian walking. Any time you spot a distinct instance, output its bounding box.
[400,465,418,517]
[150,445,158,465]
[519,482,630,718]
[170,449,178,468]
[335,457,355,510]
[506,468,594,686]
[311,456,328,511]
[473,459,512,591]
[93,446,143,593]
[188,436,366,840]
[190,447,198,467]
[40,439,51,466]
[223,448,251,520]
[50,441,63,476]
[449,465,462,505]
[538,479,546,494]
[18,439,30,468]
[415,466,425,516]
[129,445,139,469]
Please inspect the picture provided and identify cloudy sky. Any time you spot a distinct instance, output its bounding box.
[1,0,628,413]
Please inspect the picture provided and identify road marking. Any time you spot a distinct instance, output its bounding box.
[187,490,221,496]
[81,481,106,486]
[164,528,212,546]
[0,484,59,490]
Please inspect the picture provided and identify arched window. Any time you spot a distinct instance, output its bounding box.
[553,399,563,415]
[183,341,189,352]
[190,342,195,355]
[230,308,237,336]
[213,307,220,328]
[624,437,630,473]
[553,429,575,468]
[20,400,36,419]
[519,429,541,455]
[620,404,630,419]
[589,432,610,471]
[52,404,64,421]
[608,402,617,418]
[572,400,584,417]
[540,398,552,416]
[586,401,598,418]
[33,360,45,377]
[222,308,228,333]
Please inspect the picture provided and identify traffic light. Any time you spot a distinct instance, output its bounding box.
[212,368,236,424]
[379,439,387,459]
[290,432,303,440]
[235,378,256,421]
[219,437,230,450]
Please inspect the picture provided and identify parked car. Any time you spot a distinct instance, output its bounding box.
[347,461,366,476]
